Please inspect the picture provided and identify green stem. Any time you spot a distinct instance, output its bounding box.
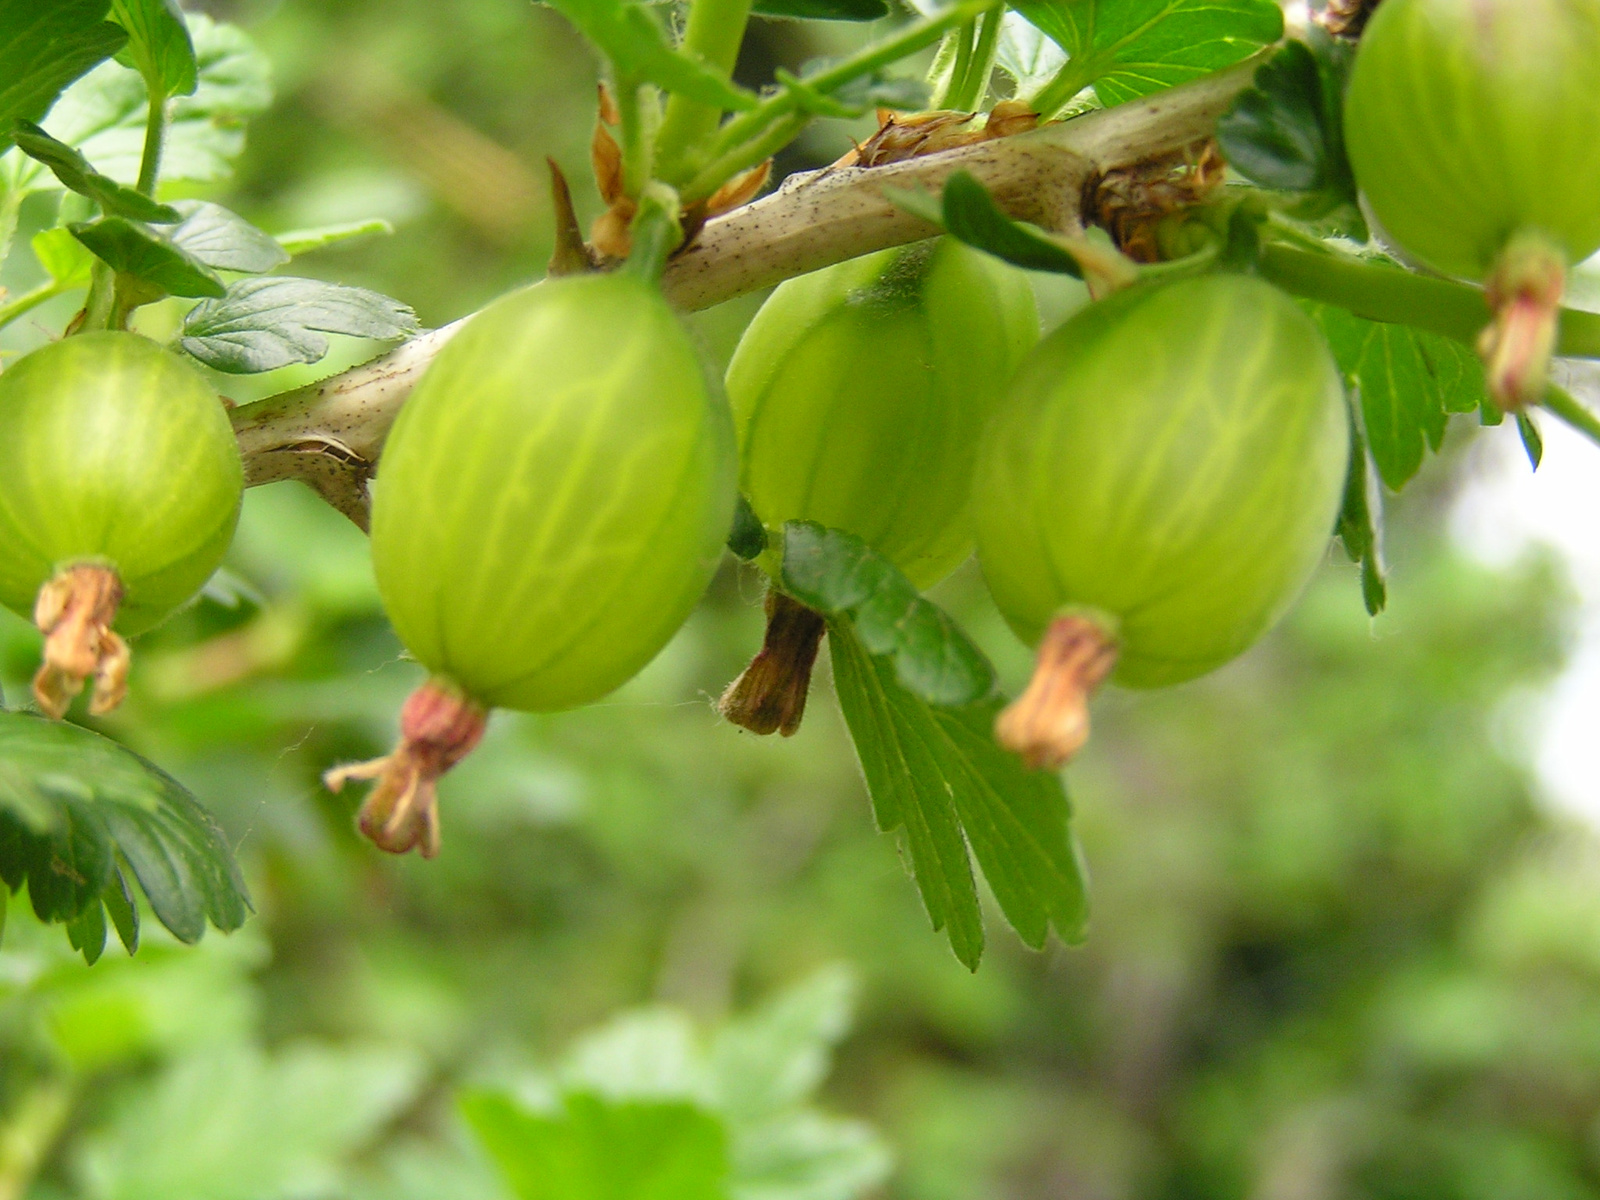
[1258,242,1600,358]
[615,76,656,197]
[1028,56,1099,121]
[933,21,976,109]
[692,0,997,199]
[653,0,756,185]
[78,261,116,333]
[0,280,74,332]
[945,9,1002,112]
[683,113,806,205]
[135,91,167,197]
[1543,384,1600,448]
[625,185,685,282]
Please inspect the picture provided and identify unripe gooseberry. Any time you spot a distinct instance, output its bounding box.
[326,273,736,858]
[974,274,1349,768]
[0,332,243,718]
[1345,0,1600,282]
[1344,0,1600,408]
[718,239,1037,736]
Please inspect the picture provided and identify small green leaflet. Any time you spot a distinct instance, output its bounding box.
[727,495,768,561]
[462,1092,731,1200]
[274,218,394,257]
[1336,407,1386,616]
[1516,412,1543,471]
[754,0,888,19]
[182,276,419,374]
[33,225,99,287]
[71,214,226,297]
[1217,33,1357,207]
[28,15,272,190]
[885,170,1085,278]
[11,119,180,223]
[110,0,197,100]
[543,0,757,112]
[995,11,1066,95]
[779,522,993,706]
[1310,303,1487,491]
[1016,0,1284,115]
[777,523,1087,968]
[166,200,289,273]
[0,0,127,156]
[79,1044,424,1196]
[830,622,1089,970]
[0,710,251,961]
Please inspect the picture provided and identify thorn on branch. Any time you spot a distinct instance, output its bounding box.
[547,158,598,277]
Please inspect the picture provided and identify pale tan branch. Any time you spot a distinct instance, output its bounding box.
[230,65,1253,526]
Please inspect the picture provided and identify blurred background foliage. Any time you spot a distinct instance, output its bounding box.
[5,2,1600,1198]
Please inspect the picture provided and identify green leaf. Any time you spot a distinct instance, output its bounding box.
[11,119,180,222]
[181,276,419,374]
[0,0,127,156]
[1217,33,1356,202]
[829,619,1090,970]
[71,214,226,297]
[1310,303,1487,491]
[754,0,888,19]
[778,522,994,707]
[728,495,769,561]
[166,200,289,273]
[21,15,272,194]
[543,0,757,112]
[79,1044,424,1198]
[274,217,395,257]
[462,1090,731,1200]
[1335,407,1387,617]
[0,710,251,945]
[103,862,140,953]
[709,966,854,1123]
[110,0,197,99]
[996,12,1067,95]
[31,226,96,286]
[731,1112,890,1200]
[906,170,1085,276]
[1517,412,1543,471]
[1018,0,1284,114]
[67,896,108,965]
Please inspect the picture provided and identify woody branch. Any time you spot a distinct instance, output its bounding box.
[229,64,1253,528]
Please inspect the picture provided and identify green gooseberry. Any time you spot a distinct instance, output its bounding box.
[333,273,736,857]
[0,332,243,716]
[1344,0,1600,282]
[726,238,1038,590]
[974,274,1349,766]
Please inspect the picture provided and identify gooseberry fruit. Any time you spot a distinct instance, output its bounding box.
[1344,0,1600,406]
[325,273,736,857]
[974,274,1349,768]
[0,332,243,718]
[718,239,1037,735]
[727,239,1037,588]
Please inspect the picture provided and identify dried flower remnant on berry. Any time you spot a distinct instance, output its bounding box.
[323,679,488,858]
[994,614,1119,770]
[718,589,828,736]
[32,563,130,719]
[1478,233,1568,411]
